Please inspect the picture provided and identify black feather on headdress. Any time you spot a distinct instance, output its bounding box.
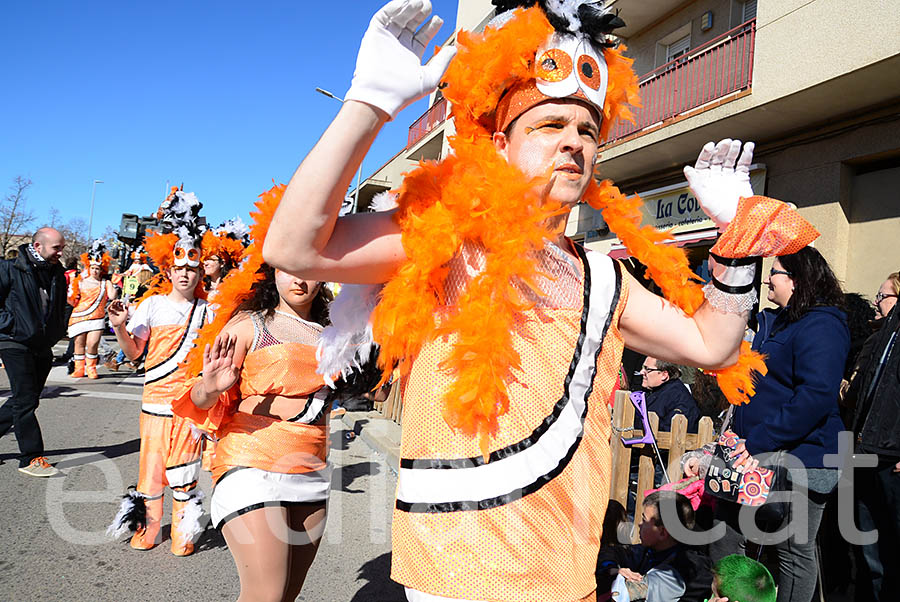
[158,191,205,248]
[88,238,107,261]
[491,0,625,47]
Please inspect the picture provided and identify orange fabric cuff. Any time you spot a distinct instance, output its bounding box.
[711,196,819,258]
[171,377,238,436]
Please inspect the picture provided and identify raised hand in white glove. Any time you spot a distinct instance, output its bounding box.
[683,139,754,232]
[345,0,458,120]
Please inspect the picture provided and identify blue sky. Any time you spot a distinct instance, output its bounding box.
[0,0,458,238]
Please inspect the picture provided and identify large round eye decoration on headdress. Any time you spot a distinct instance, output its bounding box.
[535,33,579,97]
[173,243,201,268]
[534,32,609,114]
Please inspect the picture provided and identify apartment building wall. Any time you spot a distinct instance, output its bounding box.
[623,0,738,77]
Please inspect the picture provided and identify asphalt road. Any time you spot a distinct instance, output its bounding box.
[0,345,404,601]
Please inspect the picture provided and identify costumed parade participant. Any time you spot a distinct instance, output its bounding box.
[107,247,155,372]
[264,2,820,600]
[106,189,212,556]
[67,240,116,379]
[172,187,334,600]
[121,247,154,302]
[202,218,248,299]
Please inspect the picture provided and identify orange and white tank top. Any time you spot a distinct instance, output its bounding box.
[69,280,107,324]
[127,295,210,414]
[239,310,330,423]
[209,311,330,480]
[391,243,628,602]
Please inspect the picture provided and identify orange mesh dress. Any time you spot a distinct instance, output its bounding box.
[197,310,332,529]
[394,242,629,602]
[67,279,109,337]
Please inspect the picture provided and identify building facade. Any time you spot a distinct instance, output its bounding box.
[352,0,900,302]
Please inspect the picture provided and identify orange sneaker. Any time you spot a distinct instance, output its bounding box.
[18,456,60,477]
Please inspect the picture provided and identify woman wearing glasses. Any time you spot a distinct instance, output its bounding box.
[710,246,849,602]
[874,272,899,320]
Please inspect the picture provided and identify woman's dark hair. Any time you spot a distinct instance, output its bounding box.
[843,292,876,343]
[233,264,332,326]
[654,358,682,381]
[777,246,844,322]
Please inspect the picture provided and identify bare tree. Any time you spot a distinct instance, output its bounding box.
[1,176,37,257]
[57,217,90,264]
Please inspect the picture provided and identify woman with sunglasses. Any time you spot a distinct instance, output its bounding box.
[711,246,849,602]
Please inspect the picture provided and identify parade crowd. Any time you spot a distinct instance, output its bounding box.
[1,2,898,602]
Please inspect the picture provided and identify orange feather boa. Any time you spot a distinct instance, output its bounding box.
[183,184,284,377]
[370,6,764,456]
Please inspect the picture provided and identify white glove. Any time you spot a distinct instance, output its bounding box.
[345,0,458,120]
[683,139,754,232]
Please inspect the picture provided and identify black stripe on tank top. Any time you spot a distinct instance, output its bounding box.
[396,257,622,513]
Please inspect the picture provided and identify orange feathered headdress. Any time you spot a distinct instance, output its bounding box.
[184,184,284,376]
[137,189,209,302]
[80,239,112,275]
[201,218,249,270]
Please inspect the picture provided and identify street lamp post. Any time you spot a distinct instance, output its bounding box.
[315,87,363,213]
[88,179,104,240]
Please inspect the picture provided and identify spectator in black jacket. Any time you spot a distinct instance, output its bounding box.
[597,490,713,601]
[846,272,900,602]
[640,357,701,432]
[0,228,68,477]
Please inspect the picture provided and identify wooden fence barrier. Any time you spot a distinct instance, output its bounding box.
[609,389,716,542]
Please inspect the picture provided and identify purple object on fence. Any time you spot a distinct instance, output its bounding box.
[622,391,656,446]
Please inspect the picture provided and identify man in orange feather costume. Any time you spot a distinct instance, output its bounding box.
[264,2,818,600]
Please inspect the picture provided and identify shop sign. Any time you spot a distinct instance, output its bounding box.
[633,167,767,235]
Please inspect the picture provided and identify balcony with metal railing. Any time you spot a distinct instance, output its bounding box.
[407,97,449,148]
[604,19,756,146]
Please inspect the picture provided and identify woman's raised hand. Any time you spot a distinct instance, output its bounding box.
[202,333,240,396]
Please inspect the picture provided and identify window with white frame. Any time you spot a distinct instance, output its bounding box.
[656,23,692,67]
[666,34,691,62]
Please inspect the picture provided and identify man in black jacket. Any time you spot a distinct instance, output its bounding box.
[0,228,68,476]
[848,302,900,601]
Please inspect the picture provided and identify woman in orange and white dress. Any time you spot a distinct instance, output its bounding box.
[68,245,116,378]
[179,265,333,601]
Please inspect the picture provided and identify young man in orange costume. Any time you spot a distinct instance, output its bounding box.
[265,2,819,600]
[106,189,212,556]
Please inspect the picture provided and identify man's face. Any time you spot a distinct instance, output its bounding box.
[638,504,667,549]
[168,265,201,297]
[641,357,669,390]
[33,231,66,263]
[493,99,600,208]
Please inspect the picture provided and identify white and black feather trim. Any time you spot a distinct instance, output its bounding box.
[490,0,623,46]
[175,493,206,546]
[158,190,205,248]
[106,487,146,539]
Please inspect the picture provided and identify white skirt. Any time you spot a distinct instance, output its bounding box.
[68,318,106,337]
[211,465,331,528]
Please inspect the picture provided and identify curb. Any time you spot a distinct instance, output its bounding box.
[338,411,401,476]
